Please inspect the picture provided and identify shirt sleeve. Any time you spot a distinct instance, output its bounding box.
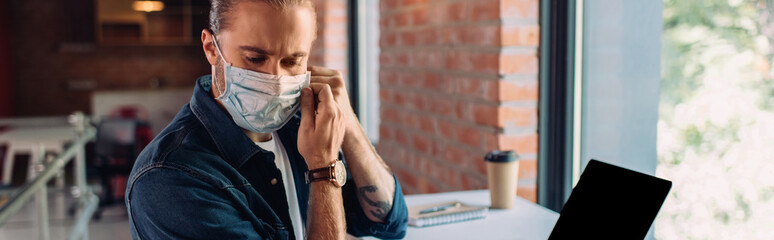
[342,175,409,239]
[126,167,272,240]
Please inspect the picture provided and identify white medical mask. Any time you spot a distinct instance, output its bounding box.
[212,35,310,133]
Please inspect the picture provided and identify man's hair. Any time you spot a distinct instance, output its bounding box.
[209,0,314,34]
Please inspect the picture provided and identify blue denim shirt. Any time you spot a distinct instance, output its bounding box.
[126,75,408,239]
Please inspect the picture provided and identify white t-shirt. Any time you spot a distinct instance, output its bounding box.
[255,132,304,239]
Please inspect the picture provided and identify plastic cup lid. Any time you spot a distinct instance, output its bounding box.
[484,150,519,163]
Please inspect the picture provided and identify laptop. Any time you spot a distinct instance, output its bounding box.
[548,159,672,239]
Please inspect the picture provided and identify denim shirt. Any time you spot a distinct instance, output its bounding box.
[125,75,408,240]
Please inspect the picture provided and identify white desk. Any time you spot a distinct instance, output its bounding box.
[0,125,77,185]
[369,190,559,240]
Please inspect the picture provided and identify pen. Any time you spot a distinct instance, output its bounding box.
[419,202,461,214]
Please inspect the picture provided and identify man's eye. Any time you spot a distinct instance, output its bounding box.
[282,60,300,67]
[246,57,266,64]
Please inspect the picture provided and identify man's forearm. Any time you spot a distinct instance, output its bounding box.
[342,118,396,223]
[307,182,346,240]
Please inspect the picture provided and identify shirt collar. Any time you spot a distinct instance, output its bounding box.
[189,75,267,168]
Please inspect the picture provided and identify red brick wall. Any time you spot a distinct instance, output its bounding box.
[377,0,540,202]
[309,0,348,78]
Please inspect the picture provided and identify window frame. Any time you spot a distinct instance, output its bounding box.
[537,0,579,212]
[347,0,360,118]
[348,0,381,143]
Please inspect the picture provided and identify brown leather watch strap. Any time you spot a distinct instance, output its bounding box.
[305,160,346,187]
[308,167,330,182]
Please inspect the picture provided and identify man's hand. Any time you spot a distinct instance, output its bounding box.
[297,84,346,170]
[297,84,348,240]
[307,67,397,225]
[308,66,358,134]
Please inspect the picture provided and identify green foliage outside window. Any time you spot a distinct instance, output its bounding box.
[657,0,774,238]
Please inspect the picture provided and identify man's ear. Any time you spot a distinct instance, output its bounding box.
[201,29,218,66]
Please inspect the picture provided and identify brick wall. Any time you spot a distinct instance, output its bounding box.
[309,0,348,78]
[377,0,540,202]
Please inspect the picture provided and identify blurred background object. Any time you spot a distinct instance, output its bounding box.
[0,0,14,118]
[656,0,774,239]
[9,0,211,118]
[0,0,212,238]
[0,112,102,240]
[91,88,192,135]
[90,105,152,216]
[97,0,209,45]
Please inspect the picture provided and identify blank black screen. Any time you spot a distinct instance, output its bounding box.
[548,160,672,239]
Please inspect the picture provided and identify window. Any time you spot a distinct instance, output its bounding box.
[656,0,774,238]
[544,0,774,238]
[349,0,381,143]
[540,2,664,235]
[537,0,578,211]
[578,1,662,176]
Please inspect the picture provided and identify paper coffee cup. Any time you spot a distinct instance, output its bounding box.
[485,150,519,209]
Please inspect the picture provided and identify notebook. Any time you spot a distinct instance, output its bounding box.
[408,201,488,227]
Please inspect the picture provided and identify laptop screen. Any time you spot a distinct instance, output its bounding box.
[549,159,672,239]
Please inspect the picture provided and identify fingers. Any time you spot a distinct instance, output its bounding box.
[313,83,335,104]
[310,75,332,84]
[308,65,340,77]
[307,83,340,151]
[310,75,345,86]
[309,83,338,124]
[299,87,315,131]
[308,66,346,95]
[308,83,335,103]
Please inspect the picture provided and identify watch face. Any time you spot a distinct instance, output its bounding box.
[333,160,347,187]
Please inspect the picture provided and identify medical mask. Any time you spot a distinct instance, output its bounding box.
[212,35,310,133]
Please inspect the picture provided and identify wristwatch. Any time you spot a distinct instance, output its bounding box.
[305,160,347,187]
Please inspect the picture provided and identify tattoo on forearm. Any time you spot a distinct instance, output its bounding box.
[358,185,392,220]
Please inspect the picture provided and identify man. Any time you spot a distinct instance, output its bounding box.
[125,0,408,239]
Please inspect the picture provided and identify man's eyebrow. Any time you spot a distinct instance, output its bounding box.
[289,52,307,58]
[238,46,307,58]
[239,46,272,55]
